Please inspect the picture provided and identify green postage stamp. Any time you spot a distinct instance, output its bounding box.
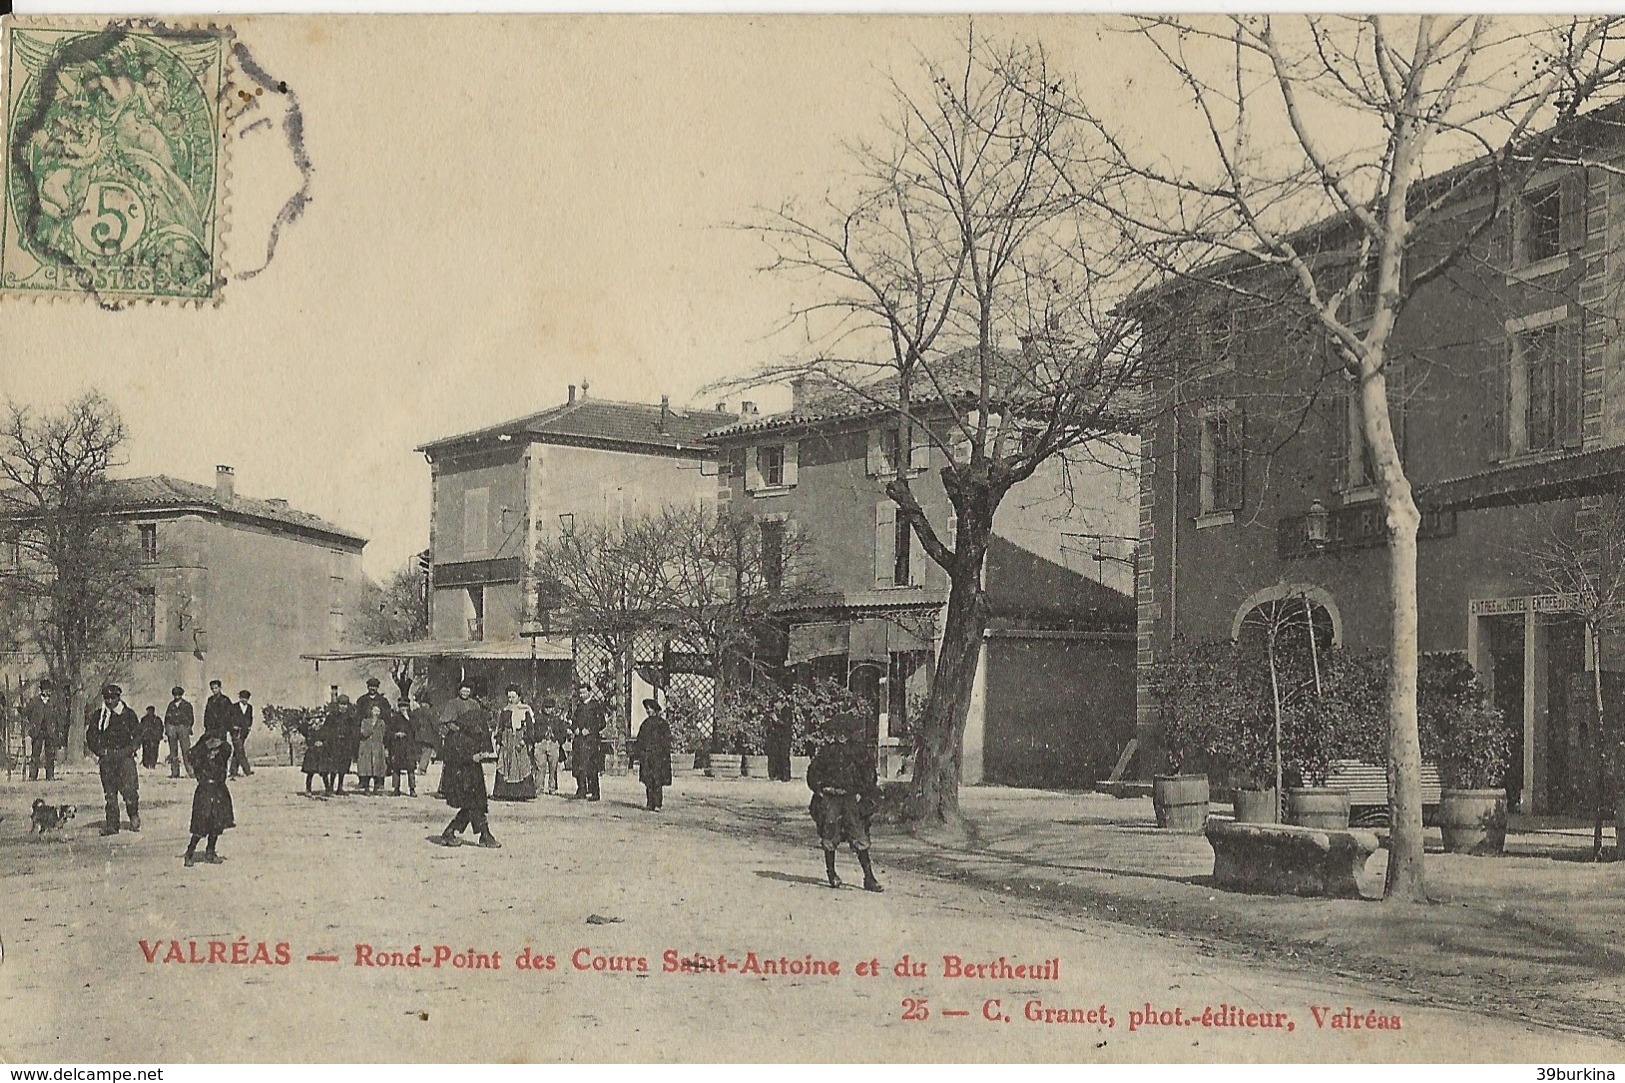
[1,21,231,302]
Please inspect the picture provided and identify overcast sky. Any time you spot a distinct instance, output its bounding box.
[0,15,1179,577]
[5,14,1562,578]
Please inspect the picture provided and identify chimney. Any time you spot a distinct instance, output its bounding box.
[658,395,670,433]
[267,498,289,509]
[215,465,235,503]
[715,401,727,414]
[741,401,759,419]
[790,377,807,413]
[568,384,577,404]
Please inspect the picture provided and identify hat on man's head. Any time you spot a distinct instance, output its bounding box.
[171,686,185,697]
[38,678,53,690]
[366,678,381,688]
[238,689,251,699]
[209,679,222,688]
[642,697,661,712]
[102,684,122,698]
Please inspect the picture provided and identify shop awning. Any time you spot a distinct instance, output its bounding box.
[1420,445,1625,511]
[301,637,574,663]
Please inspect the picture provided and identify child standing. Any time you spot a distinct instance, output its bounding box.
[184,729,235,866]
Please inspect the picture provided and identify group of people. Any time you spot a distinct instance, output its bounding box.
[297,677,435,797]
[10,668,885,891]
[77,680,237,866]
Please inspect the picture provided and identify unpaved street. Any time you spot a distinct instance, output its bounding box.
[1,766,1619,1063]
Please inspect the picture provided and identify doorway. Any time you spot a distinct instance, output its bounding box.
[1486,616,1526,811]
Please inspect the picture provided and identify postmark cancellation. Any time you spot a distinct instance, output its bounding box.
[1,20,232,303]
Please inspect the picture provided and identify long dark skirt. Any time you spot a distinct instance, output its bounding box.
[441,759,488,814]
[190,780,235,836]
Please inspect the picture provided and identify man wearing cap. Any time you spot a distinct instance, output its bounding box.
[23,678,63,782]
[86,684,142,835]
[805,715,883,892]
[355,677,393,732]
[570,685,607,801]
[164,686,195,778]
[636,697,672,811]
[228,690,256,779]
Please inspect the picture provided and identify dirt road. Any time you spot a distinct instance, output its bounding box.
[1,767,1618,1063]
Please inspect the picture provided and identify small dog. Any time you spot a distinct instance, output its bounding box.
[29,798,76,835]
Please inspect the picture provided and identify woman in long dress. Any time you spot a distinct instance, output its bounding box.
[491,685,538,801]
[356,703,389,795]
[184,730,235,866]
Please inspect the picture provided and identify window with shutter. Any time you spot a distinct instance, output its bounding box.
[909,431,931,472]
[1520,184,1563,264]
[893,515,914,587]
[1198,403,1244,514]
[757,445,785,487]
[760,519,786,593]
[874,502,896,587]
[463,487,490,557]
[1519,322,1566,453]
[782,441,799,486]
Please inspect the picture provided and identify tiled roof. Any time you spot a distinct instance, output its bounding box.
[100,475,366,545]
[417,398,737,455]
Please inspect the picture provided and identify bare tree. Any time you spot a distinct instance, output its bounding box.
[1088,14,1625,900]
[1517,496,1625,860]
[648,504,822,688]
[726,31,1163,827]
[359,559,431,699]
[0,391,143,760]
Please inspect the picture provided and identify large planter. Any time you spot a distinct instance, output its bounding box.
[1439,788,1507,856]
[1232,787,1279,825]
[1152,774,1210,833]
[790,755,811,780]
[1287,787,1351,830]
[1617,788,1625,862]
[706,753,743,778]
[670,752,696,777]
[741,754,767,777]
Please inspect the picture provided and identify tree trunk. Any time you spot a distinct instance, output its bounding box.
[1382,493,1428,902]
[908,561,989,827]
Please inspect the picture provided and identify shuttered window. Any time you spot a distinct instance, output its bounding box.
[1199,403,1244,514]
[874,502,896,587]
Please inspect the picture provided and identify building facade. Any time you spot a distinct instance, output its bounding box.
[1134,131,1625,814]
[413,389,736,710]
[708,388,1139,788]
[2,466,368,712]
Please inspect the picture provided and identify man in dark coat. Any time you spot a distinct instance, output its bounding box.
[432,679,499,848]
[766,705,793,782]
[328,695,358,795]
[571,687,607,801]
[355,677,393,733]
[203,680,233,740]
[86,684,142,835]
[636,697,672,811]
[23,679,63,782]
[805,716,882,892]
[228,690,255,778]
[139,706,164,769]
[164,686,195,778]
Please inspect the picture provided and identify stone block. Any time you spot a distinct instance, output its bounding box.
[1205,819,1378,899]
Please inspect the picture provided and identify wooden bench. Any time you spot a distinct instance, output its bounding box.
[1205,820,1379,899]
[1325,759,1443,826]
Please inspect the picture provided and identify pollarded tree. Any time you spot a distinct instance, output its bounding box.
[729,31,1169,827]
[1088,14,1625,901]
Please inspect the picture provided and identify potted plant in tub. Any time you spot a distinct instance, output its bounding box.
[1421,653,1513,855]
[1145,637,1213,833]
